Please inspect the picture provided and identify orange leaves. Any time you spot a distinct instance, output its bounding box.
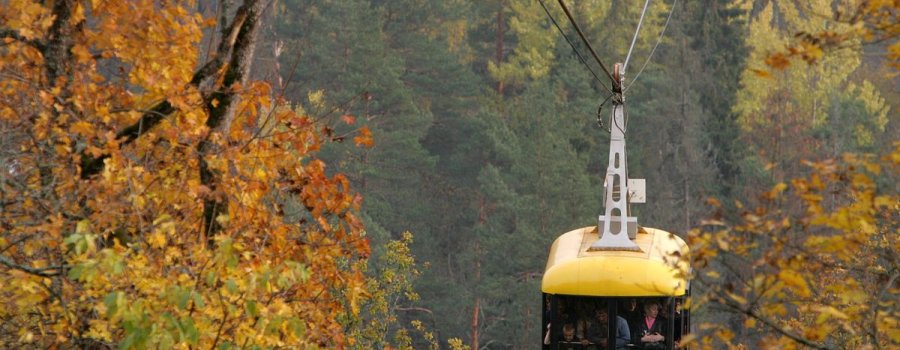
[71,44,94,64]
[764,53,790,70]
[3,0,52,40]
[353,126,374,148]
[70,120,94,137]
[87,0,204,96]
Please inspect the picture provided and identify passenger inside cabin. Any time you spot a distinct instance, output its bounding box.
[586,306,630,350]
[544,322,580,347]
[544,298,580,347]
[619,298,642,342]
[672,299,683,346]
[557,323,583,350]
[637,301,667,350]
[574,302,594,345]
[562,323,577,342]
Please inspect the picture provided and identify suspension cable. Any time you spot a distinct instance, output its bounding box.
[623,0,652,73]
[555,0,616,86]
[538,0,613,94]
[624,0,677,93]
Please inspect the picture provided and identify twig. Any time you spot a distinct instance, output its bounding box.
[0,253,65,277]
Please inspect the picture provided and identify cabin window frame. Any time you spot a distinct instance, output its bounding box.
[542,294,689,350]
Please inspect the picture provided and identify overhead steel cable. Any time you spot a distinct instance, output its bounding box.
[555,0,617,88]
[625,0,678,93]
[623,0,652,73]
[537,0,614,95]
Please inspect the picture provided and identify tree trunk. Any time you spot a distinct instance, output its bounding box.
[495,0,504,95]
[199,0,268,239]
[471,296,480,350]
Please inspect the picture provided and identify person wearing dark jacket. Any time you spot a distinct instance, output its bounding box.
[637,302,667,350]
[620,298,642,343]
[586,307,631,350]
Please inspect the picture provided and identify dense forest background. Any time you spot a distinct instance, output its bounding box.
[0,0,895,349]
[257,0,895,348]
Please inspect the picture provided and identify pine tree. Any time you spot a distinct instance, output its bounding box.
[679,0,750,199]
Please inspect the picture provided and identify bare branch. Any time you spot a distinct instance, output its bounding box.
[713,296,834,350]
[0,28,45,50]
[0,254,65,277]
[0,234,36,254]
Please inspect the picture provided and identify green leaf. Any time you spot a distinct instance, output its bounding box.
[174,287,190,310]
[288,317,305,338]
[225,279,238,294]
[180,316,199,344]
[68,264,85,280]
[246,300,258,317]
[191,291,205,309]
[119,332,137,350]
[104,292,121,319]
[63,233,82,246]
[68,260,98,282]
[206,271,217,287]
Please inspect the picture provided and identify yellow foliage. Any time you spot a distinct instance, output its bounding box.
[0,1,372,348]
[687,146,899,348]
[777,269,811,298]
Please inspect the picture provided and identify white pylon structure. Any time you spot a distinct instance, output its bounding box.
[590,63,640,251]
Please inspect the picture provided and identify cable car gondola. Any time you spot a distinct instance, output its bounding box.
[540,56,691,349]
[541,226,690,350]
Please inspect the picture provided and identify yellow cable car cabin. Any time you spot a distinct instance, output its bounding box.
[542,63,690,349]
[541,226,690,350]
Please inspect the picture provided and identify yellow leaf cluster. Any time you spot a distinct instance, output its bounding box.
[0,1,373,348]
[687,145,899,348]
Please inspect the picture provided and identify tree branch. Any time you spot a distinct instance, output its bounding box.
[0,234,36,254]
[0,28,45,50]
[0,254,65,277]
[79,2,252,179]
[714,296,834,350]
[43,0,76,87]
[203,0,266,133]
[870,271,899,349]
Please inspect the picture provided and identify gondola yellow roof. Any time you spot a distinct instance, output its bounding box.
[541,226,689,297]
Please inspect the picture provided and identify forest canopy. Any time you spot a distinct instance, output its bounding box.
[1,0,896,349]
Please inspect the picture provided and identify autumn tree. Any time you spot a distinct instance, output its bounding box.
[1,0,373,348]
[685,145,898,349]
[734,0,890,186]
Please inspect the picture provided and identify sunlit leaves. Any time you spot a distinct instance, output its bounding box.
[1,1,371,348]
[686,146,899,348]
[4,0,52,41]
